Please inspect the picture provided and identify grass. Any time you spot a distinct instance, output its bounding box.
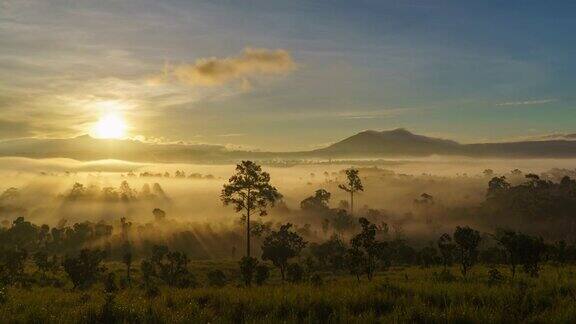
[2,263,576,323]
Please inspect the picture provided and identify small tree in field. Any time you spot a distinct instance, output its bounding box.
[122,242,133,285]
[453,226,481,277]
[347,217,387,281]
[437,233,456,271]
[239,256,258,286]
[221,161,282,257]
[338,168,363,216]
[261,223,307,280]
[63,248,106,289]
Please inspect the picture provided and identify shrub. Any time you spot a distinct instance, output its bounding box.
[286,263,304,283]
[239,256,258,286]
[207,270,227,287]
[63,248,106,289]
[255,264,270,286]
[310,273,323,287]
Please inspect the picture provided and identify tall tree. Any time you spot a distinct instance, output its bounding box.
[453,226,481,277]
[338,168,363,216]
[221,161,282,257]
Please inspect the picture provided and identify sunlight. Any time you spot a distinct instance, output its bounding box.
[91,113,127,139]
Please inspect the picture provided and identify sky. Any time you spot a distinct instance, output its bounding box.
[1,0,575,151]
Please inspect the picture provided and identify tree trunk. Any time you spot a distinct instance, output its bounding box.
[350,191,354,216]
[246,208,251,258]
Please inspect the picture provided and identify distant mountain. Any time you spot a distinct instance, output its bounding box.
[312,128,576,158]
[0,135,229,162]
[312,128,461,157]
[1,129,576,163]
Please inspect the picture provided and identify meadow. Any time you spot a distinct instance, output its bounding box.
[3,262,576,323]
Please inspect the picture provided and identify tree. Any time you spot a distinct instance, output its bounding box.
[487,176,510,199]
[495,230,522,277]
[221,161,282,257]
[63,248,106,289]
[338,169,363,216]
[239,256,258,286]
[437,233,456,271]
[206,269,227,287]
[347,217,387,280]
[146,245,195,288]
[309,234,347,271]
[300,189,331,212]
[254,264,270,285]
[0,247,28,285]
[286,263,304,283]
[122,242,133,285]
[453,226,481,277]
[261,223,307,280]
[153,208,166,222]
[33,251,56,279]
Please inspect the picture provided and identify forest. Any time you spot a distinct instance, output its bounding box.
[0,160,575,322]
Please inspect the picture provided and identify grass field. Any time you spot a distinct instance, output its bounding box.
[3,262,576,323]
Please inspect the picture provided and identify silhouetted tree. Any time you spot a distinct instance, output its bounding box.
[347,217,387,280]
[437,233,456,271]
[0,247,28,285]
[261,223,307,280]
[207,269,227,287]
[300,189,331,212]
[453,226,481,277]
[63,248,106,289]
[239,256,258,286]
[286,263,304,283]
[122,242,133,285]
[338,169,363,215]
[254,264,270,285]
[153,208,166,222]
[309,234,347,271]
[221,161,282,257]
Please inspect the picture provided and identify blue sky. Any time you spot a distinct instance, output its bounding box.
[1,0,575,150]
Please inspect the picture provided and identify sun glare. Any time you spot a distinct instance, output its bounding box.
[91,113,127,139]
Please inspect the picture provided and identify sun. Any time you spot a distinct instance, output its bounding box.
[91,113,127,139]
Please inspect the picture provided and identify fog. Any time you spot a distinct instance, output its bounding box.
[1,156,575,258]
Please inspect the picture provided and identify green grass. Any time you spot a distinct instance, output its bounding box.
[3,263,576,323]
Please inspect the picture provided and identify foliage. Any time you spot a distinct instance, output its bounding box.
[437,233,456,270]
[221,160,282,257]
[286,263,304,283]
[63,248,106,289]
[347,218,388,280]
[206,270,227,287]
[261,223,307,280]
[254,264,270,286]
[239,256,258,286]
[338,168,364,215]
[453,226,481,277]
[300,189,331,212]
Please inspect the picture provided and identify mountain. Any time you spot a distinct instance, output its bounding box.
[312,128,461,157]
[313,128,576,158]
[0,135,229,162]
[1,129,576,163]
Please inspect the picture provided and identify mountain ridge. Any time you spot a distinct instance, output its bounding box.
[1,129,576,162]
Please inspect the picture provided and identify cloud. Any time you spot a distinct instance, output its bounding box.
[496,99,557,106]
[164,48,296,87]
[336,108,416,119]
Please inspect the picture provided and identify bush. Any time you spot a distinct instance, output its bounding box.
[207,270,227,287]
[488,268,504,285]
[255,264,270,286]
[63,249,106,289]
[104,273,118,293]
[310,273,323,287]
[286,263,304,283]
[239,257,258,286]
